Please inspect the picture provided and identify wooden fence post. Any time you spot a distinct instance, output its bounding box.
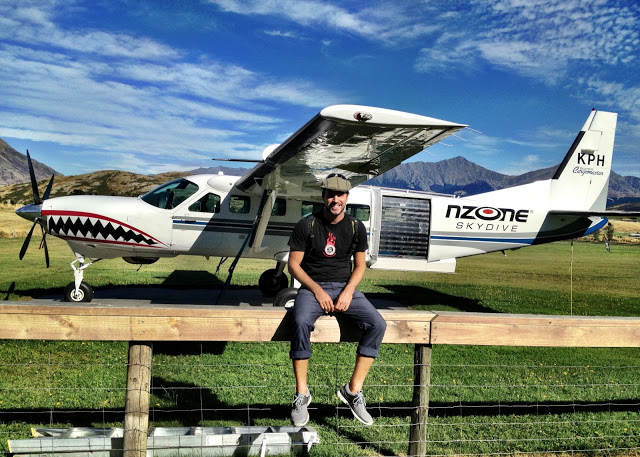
[408,343,432,457]
[124,342,152,457]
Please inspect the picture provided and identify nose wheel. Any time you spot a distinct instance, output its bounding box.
[64,281,94,302]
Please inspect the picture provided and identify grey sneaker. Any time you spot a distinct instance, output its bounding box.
[291,391,311,426]
[337,383,374,425]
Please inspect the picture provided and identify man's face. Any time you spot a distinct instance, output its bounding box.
[323,189,348,217]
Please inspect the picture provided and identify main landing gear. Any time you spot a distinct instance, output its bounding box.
[258,261,289,296]
[258,261,298,308]
[274,287,298,308]
[64,253,100,303]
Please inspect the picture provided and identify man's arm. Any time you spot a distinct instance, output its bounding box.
[288,250,335,312]
[333,250,366,312]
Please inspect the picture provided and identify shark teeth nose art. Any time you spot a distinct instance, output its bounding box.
[44,211,165,248]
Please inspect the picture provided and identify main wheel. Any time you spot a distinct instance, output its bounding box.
[64,281,94,302]
[274,287,298,308]
[258,268,288,296]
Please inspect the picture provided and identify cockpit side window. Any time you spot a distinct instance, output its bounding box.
[188,193,221,213]
[229,195,251,214]
[141,179,199,209]
[301,201,324,217]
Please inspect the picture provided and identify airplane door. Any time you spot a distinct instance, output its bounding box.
[368,190,441,271]
[379,195,431,258]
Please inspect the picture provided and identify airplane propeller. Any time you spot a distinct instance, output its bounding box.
[17,150,54,268]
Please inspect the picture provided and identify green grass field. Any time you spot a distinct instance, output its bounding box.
[1,236,640,456]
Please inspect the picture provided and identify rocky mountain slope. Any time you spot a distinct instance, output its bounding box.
[0,139,61,186]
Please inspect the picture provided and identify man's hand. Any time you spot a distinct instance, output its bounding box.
[314,289,335,312]
[333,288,354,312]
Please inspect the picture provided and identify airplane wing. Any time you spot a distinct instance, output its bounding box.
[234,105,466,197]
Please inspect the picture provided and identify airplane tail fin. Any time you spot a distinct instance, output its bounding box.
[549,109,617,211]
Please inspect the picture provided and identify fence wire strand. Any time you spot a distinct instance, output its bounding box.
[1,340,639,456]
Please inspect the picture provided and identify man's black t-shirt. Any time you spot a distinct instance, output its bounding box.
[288,212,368,283]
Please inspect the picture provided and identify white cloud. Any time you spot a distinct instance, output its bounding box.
[0,3,343,173]
[579,78,640,123]
[414,0,639,79]
[264,30,298,39]
[499,154,553,176]
[0,2,181,61]
[208,0,439,44]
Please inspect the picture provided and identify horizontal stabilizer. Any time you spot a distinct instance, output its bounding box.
[549,210,640,218]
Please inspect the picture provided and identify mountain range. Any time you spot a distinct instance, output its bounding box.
[2,139,639,209]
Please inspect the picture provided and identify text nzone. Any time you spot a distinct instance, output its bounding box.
[447,205,529,232]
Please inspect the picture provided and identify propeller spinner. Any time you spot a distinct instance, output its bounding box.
[16,151,54,268]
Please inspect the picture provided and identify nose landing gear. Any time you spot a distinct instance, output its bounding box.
[64,254,101,303]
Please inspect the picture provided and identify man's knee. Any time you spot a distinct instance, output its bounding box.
[377,317,387,334]
[370,316,386,340]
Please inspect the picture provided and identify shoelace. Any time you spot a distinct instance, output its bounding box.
[292,394,306,409]
[353,392,366,407]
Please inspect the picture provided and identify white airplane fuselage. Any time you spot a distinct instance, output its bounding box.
[39,173,606,274]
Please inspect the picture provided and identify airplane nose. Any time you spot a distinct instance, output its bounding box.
[15,203,43,222]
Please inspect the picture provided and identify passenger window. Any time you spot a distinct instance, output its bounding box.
[301,201,324,217]
[229,195,251,214]
[189,193,220,213]
[347,204,370,221]
[272,198,286,216]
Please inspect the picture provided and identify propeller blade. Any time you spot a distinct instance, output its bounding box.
[41,226,50,268]
[27,150,41,205]
[43,175,55,201]
[19,220,37,260]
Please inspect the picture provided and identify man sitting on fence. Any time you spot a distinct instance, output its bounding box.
[287,173,387,427]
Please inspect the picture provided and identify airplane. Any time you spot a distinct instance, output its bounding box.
[15,105,637,305]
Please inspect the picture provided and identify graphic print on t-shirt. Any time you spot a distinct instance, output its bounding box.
[323,232,336,257]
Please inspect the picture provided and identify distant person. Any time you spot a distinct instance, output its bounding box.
[287,173,386,426]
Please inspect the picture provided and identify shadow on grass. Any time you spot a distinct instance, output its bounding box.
[3,282,15,300]
[2,272,489,314]
[373,284,497,313]
[153,342,227,356]
[3,397,639,424]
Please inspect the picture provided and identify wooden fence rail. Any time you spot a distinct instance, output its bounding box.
[2,299,640,457]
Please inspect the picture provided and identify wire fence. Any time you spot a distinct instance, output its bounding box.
[1,340,639,456]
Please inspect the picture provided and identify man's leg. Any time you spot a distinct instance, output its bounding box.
[289,287,325,426]
[336,288,386,425]
[293,358,310,395]
[349,354,374,393]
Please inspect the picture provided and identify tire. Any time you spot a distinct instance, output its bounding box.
[274,287,298,308]
[258,269,288,296]
[64,281,94,302]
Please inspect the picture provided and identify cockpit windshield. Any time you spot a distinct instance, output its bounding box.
[141,178,199,209]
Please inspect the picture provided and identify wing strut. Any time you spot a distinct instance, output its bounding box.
[214,190,272,305]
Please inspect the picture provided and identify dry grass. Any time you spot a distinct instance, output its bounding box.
[612,219,640,233]
[0,203,32,238]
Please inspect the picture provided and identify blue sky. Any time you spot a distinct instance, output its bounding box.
[1,0,639,178]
